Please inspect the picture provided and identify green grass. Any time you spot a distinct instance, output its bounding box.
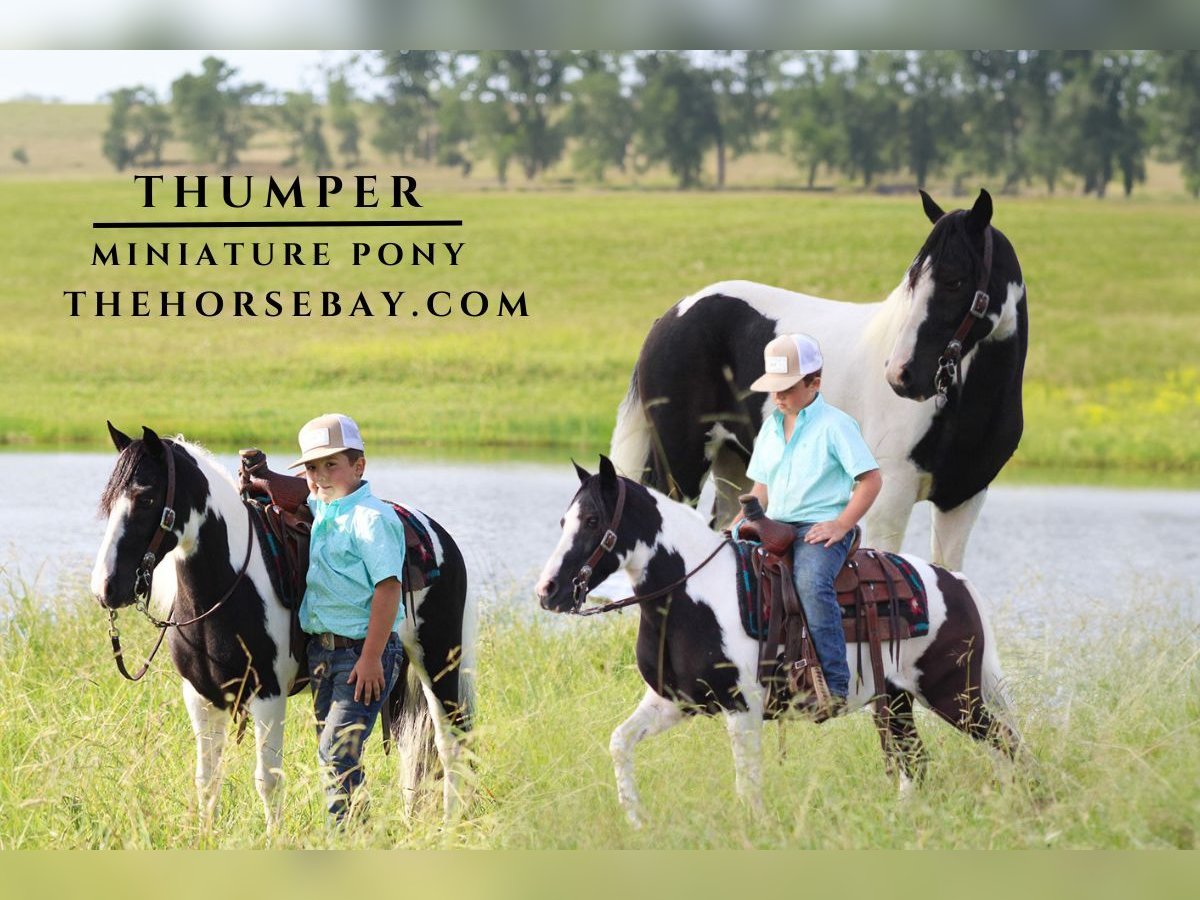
[0,172,1198,475]
[1,579,1196,849]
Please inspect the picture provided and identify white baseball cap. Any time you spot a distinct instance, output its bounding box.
[289,413,365,468]
[749,333,824,392]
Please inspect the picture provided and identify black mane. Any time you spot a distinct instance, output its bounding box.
[99,441,149,516]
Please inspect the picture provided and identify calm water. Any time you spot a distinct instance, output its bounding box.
[2,453,1198,631]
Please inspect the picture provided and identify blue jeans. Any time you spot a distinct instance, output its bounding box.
[791,524,855,699]
[307,633,403,823]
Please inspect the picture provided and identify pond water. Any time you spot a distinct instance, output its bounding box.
[2,452,1198,634]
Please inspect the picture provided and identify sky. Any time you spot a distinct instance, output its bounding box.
[0,51,374,103]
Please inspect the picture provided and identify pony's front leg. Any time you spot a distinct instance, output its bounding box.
[609,689,683,828]
[723,689,765,815]
[247,694,287,828]
[183,680,227,824]
[929,489,987,570]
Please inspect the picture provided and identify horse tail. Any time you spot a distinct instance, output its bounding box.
[610,360,652,481]
[390,517,473,817]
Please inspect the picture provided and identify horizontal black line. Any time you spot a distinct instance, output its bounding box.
[92,220,463,229]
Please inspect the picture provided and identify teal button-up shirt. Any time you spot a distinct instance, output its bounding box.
[745,394,878,524]
[300,480,407,639]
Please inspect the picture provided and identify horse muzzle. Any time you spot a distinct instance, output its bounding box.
[534,575,578,613]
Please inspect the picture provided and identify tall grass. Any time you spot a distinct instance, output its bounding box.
[2,579,1195,849]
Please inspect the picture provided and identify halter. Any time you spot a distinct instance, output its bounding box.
[568,476,730,616]
[108,439,255,681]
[933,224,994,410]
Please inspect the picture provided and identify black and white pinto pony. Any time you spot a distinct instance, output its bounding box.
[91,425,474,825]
[611,190,1027,570]
[536,457,1021,827]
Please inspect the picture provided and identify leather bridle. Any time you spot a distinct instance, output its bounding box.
[933,224,994,410]
[568,476,729,617]
[108,439,254,681]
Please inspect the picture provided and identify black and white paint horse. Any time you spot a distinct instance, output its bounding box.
[611,190,1027,570]
[91,425,474,825]
[536,457,1021,827]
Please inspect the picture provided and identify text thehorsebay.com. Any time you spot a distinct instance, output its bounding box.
[65,174,528,319]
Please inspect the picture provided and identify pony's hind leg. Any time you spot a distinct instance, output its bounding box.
[247,693,287,828]
[610,689,684,828]
[880,687,927,798]
[723,691,765,815]
[182,680,227,825]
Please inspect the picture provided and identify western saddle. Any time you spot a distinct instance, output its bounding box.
[733,494,918,739]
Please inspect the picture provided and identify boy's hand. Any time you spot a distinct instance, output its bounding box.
[804,520,850,547]
[347,653,386,704]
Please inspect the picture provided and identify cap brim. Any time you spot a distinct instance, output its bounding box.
[287,446,354,469]
[749,372,804,392]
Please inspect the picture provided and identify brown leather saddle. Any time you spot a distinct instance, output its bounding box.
[238,448,433,600]
[733,494,918,737]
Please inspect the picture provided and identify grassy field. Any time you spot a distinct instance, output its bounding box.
[1,101,1199,477]
[1,579,1196,849]
[2,177,1198,477]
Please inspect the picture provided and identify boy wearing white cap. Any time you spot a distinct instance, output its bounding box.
[290,412,407,824]
[742,334,882,717]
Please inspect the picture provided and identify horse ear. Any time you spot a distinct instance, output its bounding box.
[965,189,993,234]
[919,189,945,224]
[141,426,164,455]
[107,421,132,452]
[598,454,617,486]
[572,460,591,484]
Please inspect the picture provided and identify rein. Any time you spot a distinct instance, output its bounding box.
[934,224,994,410]
[569,476,730,616]
[108,441,256,682]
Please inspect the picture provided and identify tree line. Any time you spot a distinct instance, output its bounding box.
[102,51,1200,198]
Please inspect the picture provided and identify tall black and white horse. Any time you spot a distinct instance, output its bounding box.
[91,425,474,824]
[536,457,1021,827]
[611,190,1027,569]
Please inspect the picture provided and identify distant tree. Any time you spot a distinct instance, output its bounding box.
[1059,52,1149,197]
[471,51,572,181]
[957,50,1030,192]
[841,52,903,187]
[896,51,962,190]
[634,52,720,188]
[373,51,446,163]
[703,51,776,187]
[1152,50,1200,198]
[566,52,634,182]
[776,51,847,188]
[277,91,331,171]
[1016,51,1073,194]
[12,147,29,165]
[325,70,361,166]
[102,86,171,171]
[170,56,264,166]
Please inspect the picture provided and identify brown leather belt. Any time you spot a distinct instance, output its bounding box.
[315,632,365,651]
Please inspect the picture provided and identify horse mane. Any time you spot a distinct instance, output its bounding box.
[99,442,148,516]
[170,435,242,497]
[98,435,240,516]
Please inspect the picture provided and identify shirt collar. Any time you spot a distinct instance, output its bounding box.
[770,392,825,431]
[308,479,372,517]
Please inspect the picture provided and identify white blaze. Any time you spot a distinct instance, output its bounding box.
[91,495,131,597]
[884,260,934,386]
[535,501,583,597]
